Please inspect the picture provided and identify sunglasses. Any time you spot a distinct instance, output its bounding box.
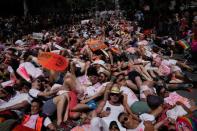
[120,116,129,125]
[110,93,120,97]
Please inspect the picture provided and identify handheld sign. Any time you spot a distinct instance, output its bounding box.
[87,39,107,52]
[38,52,69,71]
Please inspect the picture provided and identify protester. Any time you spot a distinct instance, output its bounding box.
[12,99,56,131]
[0,5,197,131]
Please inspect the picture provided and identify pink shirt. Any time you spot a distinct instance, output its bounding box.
[164,92,191,108]
[159,64,171,76]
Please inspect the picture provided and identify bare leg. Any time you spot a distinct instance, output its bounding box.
[139,65,153,80]
[133,66,141,73]
[63,73,77,91]
[49,70,59,83]
[166,83,193,91]
[151,106,163,118]
[154,69,163,77]
[177,62,193,71]
[84,61,91,75]
[135,76,143,89]
[142,81,155,87]
[53,95,67,126]
[133,66,150,80]
[174,71,185,80]
[148,70,157,78]
[126,80,138,91]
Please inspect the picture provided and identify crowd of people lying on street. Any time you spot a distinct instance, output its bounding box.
[0,10,197,131]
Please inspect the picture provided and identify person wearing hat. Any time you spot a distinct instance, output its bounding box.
[90,85,127,131]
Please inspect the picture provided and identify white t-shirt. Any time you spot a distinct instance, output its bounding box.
[29,88,40,98]
[144,46,152,58]
[15,40,25,45]
[0,99,6,105]
[127,122,145,131]
[23,114,51,129]
[139,113,155,122]
[144,62,158,71]
[127,113,155,131]
[137,40,148,46]
[120,86,139,107]
[161,59,177,67]
[161,59,181,72]
[77,75,92,87]
[29,88,41,102]
[51,84,69,95]
[140,85,156,99]
[0,93,30,109]
[84,83,102,98]
[84,82,110,98]
[102,101,126,131]
[1,80,15,88]
[166,105,187,120]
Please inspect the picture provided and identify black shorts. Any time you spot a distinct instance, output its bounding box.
[75,67,84,77]
[128,70,142,83]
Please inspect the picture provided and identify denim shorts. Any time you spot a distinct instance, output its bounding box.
[42,99,57,116]
[87,100,97,110]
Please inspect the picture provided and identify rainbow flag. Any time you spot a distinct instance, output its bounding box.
[176,116,197,131]
[177,40,190,50]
